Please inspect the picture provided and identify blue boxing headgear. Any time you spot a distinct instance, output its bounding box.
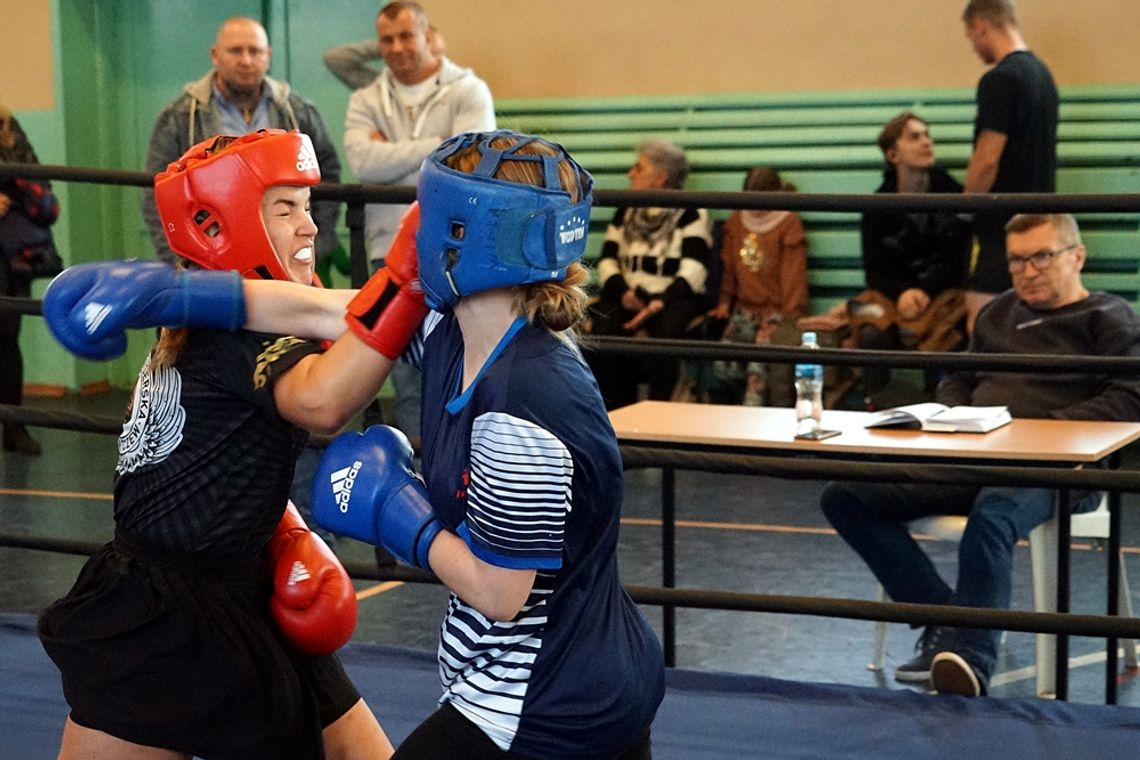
[415,130,593,311]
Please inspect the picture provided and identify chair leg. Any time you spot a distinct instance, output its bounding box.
[869,585,888,671]
[1030,518,1059,697]
[1119,552,1138,669]
[1031,518,1137,696]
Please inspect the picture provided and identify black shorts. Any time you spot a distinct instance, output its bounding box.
[393,702,653,760]
[38,534,360,760]
[967,217,1013,294]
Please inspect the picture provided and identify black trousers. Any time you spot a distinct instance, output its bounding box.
[0,256,26,407]
[586,293,705,410]
[393,703,653,760]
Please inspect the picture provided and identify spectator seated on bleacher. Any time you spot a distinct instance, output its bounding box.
[502,87,1140,405]
[852,111,972,407]
[704,167,807,407]
[586,137,712,410]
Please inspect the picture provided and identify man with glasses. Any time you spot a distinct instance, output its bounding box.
[821,213,1140,697]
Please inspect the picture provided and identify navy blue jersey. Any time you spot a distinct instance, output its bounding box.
[113,328,322,562]
[414,313,664,759]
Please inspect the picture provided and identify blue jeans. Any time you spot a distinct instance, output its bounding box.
[821,481,1098,680]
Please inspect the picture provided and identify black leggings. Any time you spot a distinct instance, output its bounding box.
[393,703,652,760]
[0,257,25,406]
[587,293,705,409]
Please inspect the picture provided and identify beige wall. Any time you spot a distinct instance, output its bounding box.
[0,0,53,109]
[4,1,1137,109]
[425,0,1140,98]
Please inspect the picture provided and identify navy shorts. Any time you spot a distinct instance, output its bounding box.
[393,702,653,760]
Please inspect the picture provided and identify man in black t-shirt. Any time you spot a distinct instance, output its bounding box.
[960,0,1058,333]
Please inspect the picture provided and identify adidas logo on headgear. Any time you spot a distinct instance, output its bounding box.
[296,140,319,173]
[330,460,363,513]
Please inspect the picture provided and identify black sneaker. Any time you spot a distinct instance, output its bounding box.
[931,651,987,697]
[3,424,42,455]
[894,626,952,683]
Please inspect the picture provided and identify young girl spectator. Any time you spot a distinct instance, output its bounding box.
[707,167,807,406]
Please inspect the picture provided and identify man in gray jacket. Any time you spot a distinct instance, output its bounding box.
[141,16,342,269]
[340,1,495,447]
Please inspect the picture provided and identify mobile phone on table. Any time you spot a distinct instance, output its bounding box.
[794,429,841,441]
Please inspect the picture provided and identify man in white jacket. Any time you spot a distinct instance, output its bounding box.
[344,2,496,267]
[341,2,495,453]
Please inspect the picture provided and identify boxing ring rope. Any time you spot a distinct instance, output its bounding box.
[4,525,1140,640]
[0,294,42,316]
[4,339,1140,434]
[5,160,1140,212]
[583,336,1140,372]
[4,161,1140,701]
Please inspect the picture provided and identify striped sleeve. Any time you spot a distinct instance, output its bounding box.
[457,411,573,570]
[676,207,711,295]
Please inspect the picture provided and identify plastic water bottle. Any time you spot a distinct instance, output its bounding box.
[794,331,824,436]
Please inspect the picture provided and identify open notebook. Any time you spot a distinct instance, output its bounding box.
[864,403,1012,433]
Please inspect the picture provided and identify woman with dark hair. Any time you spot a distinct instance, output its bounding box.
[855,111,971,406]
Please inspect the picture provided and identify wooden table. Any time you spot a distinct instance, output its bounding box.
[610,402,1140,462]
[609,401,1140,699]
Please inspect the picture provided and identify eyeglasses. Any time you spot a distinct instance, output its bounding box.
[1006,244,1078,273]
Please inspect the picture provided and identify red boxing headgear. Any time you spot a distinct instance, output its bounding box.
[154,129,321,282]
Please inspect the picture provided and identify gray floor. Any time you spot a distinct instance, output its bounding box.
[3,388,1140,707]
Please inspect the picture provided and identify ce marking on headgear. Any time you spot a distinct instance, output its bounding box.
[468,196,478,206]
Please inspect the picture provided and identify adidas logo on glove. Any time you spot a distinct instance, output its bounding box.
[83,302,113,335]
[296,141,320,173]
[330,460,363,513]
[286,560,311,586]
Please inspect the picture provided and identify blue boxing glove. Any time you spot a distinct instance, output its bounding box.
[312,425,443,569]
[42,261,246,361]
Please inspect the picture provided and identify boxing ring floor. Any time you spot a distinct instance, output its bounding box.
[6,390,1140,755]
[4,612,1140,760]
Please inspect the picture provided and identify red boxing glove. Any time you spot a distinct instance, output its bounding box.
[266,501,359,655]
[345,203,429,359]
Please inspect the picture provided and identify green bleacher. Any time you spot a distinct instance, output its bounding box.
[495,85,1140,313]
